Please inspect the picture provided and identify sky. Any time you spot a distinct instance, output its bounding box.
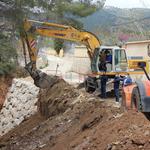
[104,0,150,8]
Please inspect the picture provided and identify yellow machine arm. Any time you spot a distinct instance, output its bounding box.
[22,19,100,67]
[21,19,101,88]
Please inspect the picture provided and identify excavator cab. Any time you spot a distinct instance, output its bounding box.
[92,46,128,74]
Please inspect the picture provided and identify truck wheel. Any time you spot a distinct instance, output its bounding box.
[131,87,140,111]
[84,80,95,93]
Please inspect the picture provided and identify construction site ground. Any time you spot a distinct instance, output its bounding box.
[0,78,150,150]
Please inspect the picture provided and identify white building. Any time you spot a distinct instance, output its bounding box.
[124,40,150,60]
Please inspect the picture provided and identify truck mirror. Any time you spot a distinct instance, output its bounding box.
[138,62,146,68]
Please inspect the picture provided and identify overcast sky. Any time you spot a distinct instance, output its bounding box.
[104,0,150,8]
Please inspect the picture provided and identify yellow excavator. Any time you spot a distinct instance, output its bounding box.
[21,19,102,88]
[21,19,149,90]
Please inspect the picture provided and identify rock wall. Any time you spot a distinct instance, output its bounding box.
[0,78,39,136]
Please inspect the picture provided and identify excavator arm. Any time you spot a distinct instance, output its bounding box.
[21,19,101,88]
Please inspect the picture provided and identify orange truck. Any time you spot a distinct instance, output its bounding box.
[122,62,150,113]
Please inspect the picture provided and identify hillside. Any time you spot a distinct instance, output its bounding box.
[80,7,150,45]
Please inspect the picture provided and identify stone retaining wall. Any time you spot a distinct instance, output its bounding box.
[0,78,39,136]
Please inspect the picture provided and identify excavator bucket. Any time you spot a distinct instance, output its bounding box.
[33,71,58,89]
[25,63,58,89]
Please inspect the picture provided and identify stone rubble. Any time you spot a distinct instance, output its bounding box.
[0,78,39,136]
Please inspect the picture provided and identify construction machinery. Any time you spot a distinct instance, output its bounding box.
[122,62,150,113]
[21,19,148,89]
[21,19,101,88]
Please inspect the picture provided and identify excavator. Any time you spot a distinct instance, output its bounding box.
[21,19,149,91]
[21,19,101,88]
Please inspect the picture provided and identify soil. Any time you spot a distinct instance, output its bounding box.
[0,79,150,150]
[0,76,13,109]
[0,67,28,109]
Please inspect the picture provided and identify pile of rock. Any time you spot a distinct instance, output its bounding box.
[0,78,39,136]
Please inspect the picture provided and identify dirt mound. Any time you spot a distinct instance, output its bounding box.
[0,79,150,150]
[38,79,79,118]
[67,110,150,150]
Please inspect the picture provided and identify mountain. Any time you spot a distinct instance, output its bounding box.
[79,7,150,45]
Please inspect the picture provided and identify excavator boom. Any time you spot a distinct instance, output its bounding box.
[25,19,101,57]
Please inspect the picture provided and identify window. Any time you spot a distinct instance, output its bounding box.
[115,49,128,71]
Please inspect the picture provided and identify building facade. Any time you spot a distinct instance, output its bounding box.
[124,40,150,60]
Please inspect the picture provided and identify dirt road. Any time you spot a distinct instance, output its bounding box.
[0,79,150,150]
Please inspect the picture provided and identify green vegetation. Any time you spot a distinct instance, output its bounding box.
[54,39,64,55]
[0,34,17,76]
[0,0,105,75]
[49,0,104,54]
[81,7,150,45]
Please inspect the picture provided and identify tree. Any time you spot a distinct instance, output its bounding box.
[0,0,105,73]
[1,0,106,32]
[0,34,17,75]
[48,0,105,54]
